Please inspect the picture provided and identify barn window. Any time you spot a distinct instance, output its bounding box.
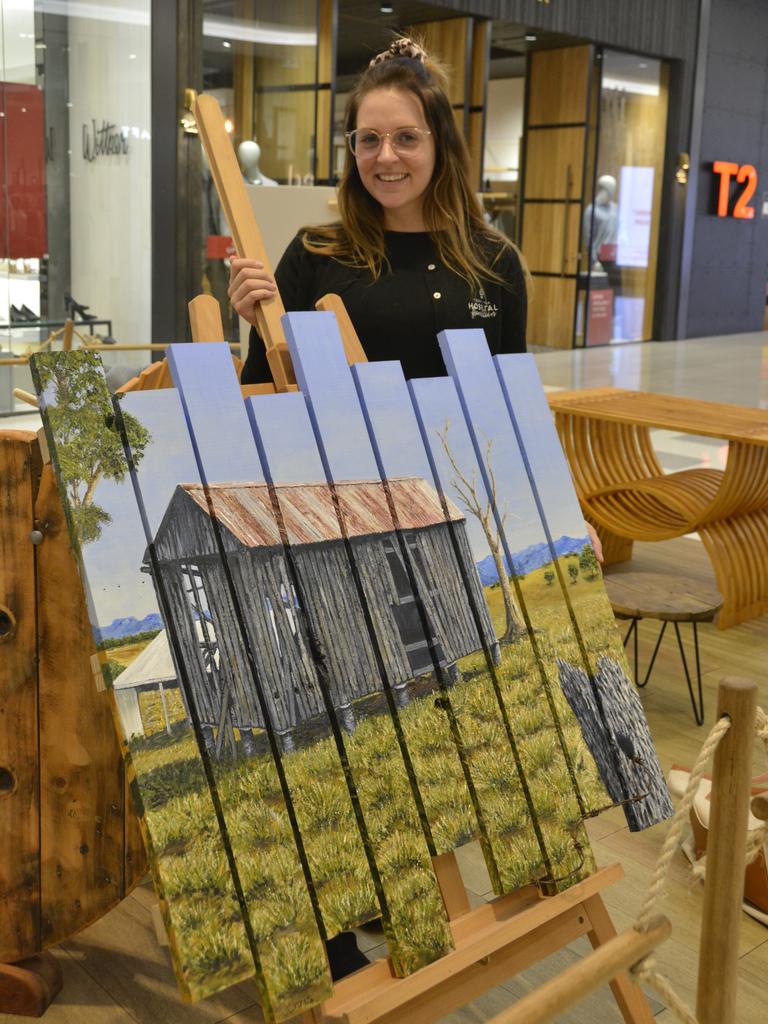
[382,537,445,676]
[180,563,220,677]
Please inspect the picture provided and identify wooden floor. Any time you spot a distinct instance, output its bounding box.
[7,537,767,1024]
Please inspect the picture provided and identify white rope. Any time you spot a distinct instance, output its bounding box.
[635,714,732,931]
[631,958,699,1024]
[628,714,732,1024]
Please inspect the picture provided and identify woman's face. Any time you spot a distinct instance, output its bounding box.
[353,87,436,230]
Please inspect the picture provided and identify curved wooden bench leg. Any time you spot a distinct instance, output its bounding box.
[589,519,634,566]
[0,952,63,1017]
[699,509,768,629]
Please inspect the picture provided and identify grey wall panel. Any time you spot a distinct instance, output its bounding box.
[686,0,768,337]
[431,0,699,61]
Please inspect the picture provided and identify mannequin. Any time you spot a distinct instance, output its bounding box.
[237,140,277,186]
[583,174,618,270]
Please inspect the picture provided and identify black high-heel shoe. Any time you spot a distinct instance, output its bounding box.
[64,291,97,321]
[10,304,25,322]
[20,304,39,322]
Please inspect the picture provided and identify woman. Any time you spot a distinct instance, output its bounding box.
[229,36,528,382]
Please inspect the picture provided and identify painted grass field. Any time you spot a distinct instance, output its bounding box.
[124,554,621,996]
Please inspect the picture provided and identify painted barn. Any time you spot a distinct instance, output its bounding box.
[147,476,498,752]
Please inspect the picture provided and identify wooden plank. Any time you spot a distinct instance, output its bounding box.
[492,350,675,830]
[0,431,41,962]
[408,372,602,887]
[527,46,591,127]
[284,316,490,861]
[547,387,768,445]
[195,93,295,391]
[697,679,758,1024]
[35,465,127,946]
[350,358,561,894]
[28,352,256,1006]
[167,342,451,976]
[188,295,225,343]
[114,380,335,1017]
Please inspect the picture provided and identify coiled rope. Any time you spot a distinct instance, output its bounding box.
[628,706,767,1023]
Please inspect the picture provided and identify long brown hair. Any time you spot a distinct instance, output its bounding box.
[303,40,525,295]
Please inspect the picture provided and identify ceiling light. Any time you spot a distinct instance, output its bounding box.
[525,33,537,42]
[224,118,234,134]
[639,62,648,69]
[128,53,137,59]
[203,16,316,46]
[222,40,231,48]
[380,3,394,13]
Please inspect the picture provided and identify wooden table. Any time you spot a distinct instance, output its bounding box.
[548,387,768,629]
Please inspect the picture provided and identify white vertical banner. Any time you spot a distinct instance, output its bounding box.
[616,165,654,268]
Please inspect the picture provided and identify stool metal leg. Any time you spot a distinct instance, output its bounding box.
[639,619,668,689]
[673,621,705,726]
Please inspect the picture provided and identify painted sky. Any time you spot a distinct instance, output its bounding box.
[247,391,326,485]
[284,311,381,481]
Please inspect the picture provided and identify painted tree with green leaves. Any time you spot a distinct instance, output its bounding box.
[33,351,151,546]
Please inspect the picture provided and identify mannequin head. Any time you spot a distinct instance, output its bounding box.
[595,174,617,204]
[237,140,263,181]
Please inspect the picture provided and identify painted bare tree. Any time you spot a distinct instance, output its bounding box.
[438,424,524,643]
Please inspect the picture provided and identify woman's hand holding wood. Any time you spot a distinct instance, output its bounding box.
[228,257,277,325]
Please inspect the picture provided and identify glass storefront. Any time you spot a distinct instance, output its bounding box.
[0,0,151,414]
[578,51,669,346]
[0,2,679,414]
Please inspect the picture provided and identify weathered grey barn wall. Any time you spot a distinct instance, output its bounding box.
[684,0,768,338]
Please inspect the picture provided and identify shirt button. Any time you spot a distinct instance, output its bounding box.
[427,263,436,270]
[433,291,441,300]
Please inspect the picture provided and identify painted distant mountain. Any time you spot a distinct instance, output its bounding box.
[96,613,164,642]
[475,535,588,585]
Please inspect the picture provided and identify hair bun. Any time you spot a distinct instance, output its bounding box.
[369,36,428,68]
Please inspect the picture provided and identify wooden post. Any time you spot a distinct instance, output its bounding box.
[696,677,758,1024]
[188,295,225,343]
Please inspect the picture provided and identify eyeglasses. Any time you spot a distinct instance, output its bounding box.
[346,126,432,157]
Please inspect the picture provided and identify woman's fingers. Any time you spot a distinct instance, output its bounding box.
[227,260,277,324]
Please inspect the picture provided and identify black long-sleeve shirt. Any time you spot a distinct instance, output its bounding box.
[242,229,527,384]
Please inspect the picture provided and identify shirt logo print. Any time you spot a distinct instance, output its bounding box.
[468,290,499,319]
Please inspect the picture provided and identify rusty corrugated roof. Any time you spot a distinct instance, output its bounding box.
[180,478,464,548]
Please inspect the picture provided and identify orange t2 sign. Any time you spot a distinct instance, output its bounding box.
[712,161,757,219]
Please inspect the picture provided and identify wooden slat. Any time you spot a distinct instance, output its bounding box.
[195,93,295,391]
[188,295,225,343]
[0,431,41,961]
[35,465,129,944]
[315,294,367,365]
[527,46,591,127]
[523,128,584,201]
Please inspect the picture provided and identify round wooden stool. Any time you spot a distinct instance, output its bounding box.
[603,571,723,726]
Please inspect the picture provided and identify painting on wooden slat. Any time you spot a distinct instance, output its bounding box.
[437,330,672,830]
[115,385,332,1018]
[165,342,452,975]
[351,357,597,893]
[493,352,674,828]
[283,315,504,860]
[29,351,254,1004]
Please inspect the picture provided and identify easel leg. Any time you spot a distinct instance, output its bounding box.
[583,894,655,1024]
[0,952,63,1017]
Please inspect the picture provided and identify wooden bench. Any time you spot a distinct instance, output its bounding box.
[603,571,723,725]
[548,387,768,629]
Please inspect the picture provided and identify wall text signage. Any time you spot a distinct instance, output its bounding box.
[712,161,757,219]
[82,119,129,162]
